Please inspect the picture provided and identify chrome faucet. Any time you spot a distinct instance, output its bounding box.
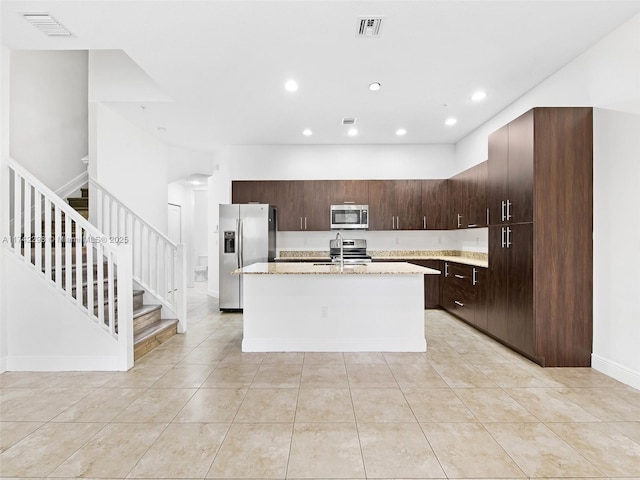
[335,232,344,272]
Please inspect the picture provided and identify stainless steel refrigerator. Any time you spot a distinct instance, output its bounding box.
[219,204,277,310]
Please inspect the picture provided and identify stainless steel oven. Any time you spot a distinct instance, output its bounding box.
[330,204,368,230]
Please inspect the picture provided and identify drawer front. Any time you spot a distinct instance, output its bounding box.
[442,262,476,323]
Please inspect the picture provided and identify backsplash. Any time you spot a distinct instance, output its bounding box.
[278,249,489,262]
[276,228,488,255]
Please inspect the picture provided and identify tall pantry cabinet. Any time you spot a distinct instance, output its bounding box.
[487,107,593,367]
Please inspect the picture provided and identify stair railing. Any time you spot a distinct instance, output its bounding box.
[5,158,133,370]
[90,179,187,332]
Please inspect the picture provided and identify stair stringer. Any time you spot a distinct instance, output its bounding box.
[3,248,130,371]
[132,278,183,331]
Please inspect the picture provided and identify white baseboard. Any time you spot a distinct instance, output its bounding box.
[208,288,219,298]
[592,354,640,391]
[6,355,125,371]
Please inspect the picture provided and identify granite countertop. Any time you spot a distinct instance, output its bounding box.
[276,250,489,268]
[235,262,441,275]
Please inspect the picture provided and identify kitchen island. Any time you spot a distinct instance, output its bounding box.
[236,262,440,352]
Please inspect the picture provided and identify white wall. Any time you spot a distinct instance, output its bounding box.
[9,50,88,191]
[92,103,169,232]
[208,147,232,297]
[0,45,11,373]
[230,144,456,180]
[592,109,640,387]
[2,251,124,371]
[168,181,209,287]
[168,146,215,183]
[192,189,209,280]
[456,13,640,388]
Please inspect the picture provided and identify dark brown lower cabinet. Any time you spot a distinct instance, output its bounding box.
[487,223,535,359]
[412,259,441,309]
[440,261,488,329]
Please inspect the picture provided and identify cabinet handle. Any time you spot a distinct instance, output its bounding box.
[454,274,465,279]
[472,267,477,286]
[454,300,465,307]
[304,217,307,230]
[343,201,355,204]
[501,200,506,221]
[423,216,426,229]
[486,207,489,225]
[457,213,462,229]
[392,216,395,229]
[501,227,506,248]
[396,216,400,229]
[445,263,449,277]
[506,226,512,248]
[300,217,303,230]
[468,224,478,228]
[506,200,512,221]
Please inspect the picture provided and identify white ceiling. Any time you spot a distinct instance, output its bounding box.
[3,0,640,152]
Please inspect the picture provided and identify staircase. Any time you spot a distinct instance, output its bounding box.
[65,188,179,360]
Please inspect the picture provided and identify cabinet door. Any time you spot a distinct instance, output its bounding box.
[395,180,422,230]
[507,110,534,224]
[421,180,448,230]
[468,162,488,228]
[472,267,488,330]
[487,125,509,226]
[330,180,369,205]
[368,181,396,230]
[232,181,279,207]
[506,223,535,357]
[412,259,441,309]
[448,172,464,229]
[303,180,331,231]
[274,181,305,231]
[487,225,509,339]
[232,181,271,204]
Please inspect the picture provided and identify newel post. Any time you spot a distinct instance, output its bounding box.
[116,243,134,370]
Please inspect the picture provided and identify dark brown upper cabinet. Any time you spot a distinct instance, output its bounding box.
[449,161,487,229]
[330,180,369,206]
[272,180,331,231]
[421,179,449,230]
[368,180,422,230]
[488,110,534,225]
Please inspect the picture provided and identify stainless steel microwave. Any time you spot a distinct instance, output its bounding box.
[330,204,368,230]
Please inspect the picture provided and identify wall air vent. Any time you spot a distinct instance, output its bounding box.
[357,17,383,37]
[342,117,357,125]
[21,13,73,36]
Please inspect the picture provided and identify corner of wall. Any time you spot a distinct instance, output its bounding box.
[0,45,12,373]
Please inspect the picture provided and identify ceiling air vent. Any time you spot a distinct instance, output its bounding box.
[21,13,73,37]
[342,118,357,125]
[357,17,383,37]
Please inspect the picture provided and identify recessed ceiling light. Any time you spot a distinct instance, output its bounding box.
[396,128,407,136]
[369,82,381,91]
[302,129,312,136]
[284,79,298,92]
[347,128,358,136]
[445,118,457,126]
[471,91,487,101]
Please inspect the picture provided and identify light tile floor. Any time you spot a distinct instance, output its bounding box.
[1,283,639,479]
